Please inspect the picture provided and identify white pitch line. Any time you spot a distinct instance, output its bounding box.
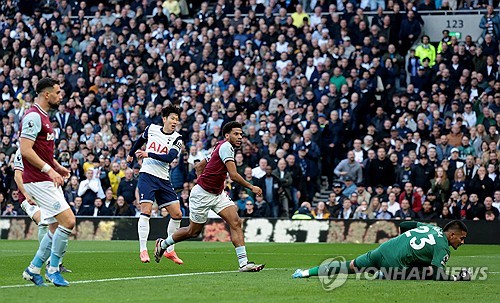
[0,268,288,289]
[0,250,356,256]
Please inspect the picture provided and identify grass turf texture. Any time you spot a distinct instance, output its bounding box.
[0,241,498,303]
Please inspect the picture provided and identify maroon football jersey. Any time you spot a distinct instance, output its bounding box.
[19,103,55,183]
[197,141,235,194]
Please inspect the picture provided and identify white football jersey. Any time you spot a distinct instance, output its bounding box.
[140,124,183,181]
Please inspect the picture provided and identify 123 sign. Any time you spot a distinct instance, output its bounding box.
[446,20,464,29]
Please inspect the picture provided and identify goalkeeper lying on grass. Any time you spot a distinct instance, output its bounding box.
[293,220,471,281]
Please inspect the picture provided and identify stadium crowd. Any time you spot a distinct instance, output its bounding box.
[0,0,498,222]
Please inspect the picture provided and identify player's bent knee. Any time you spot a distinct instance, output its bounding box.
[65,217,76,230]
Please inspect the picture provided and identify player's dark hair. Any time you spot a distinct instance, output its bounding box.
[36,77,59,95]
[222,121,243,136]
[443,220,468,233]
[161,104,181,118]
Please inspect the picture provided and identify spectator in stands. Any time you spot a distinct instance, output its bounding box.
[311,201,331,219]
[469,166,495,203]
[394,199,417,220]
[366,147,394,188]
[273,158,293,216]
[399,182,422,213]
[2,203,17,216]
[257,165,282,218]
[386,192,401,216]
[334,150,363,183]
[353,201,370,219]
[117,168,138,207]
[418,200,439,220]
[415,35,436,67]
[412,154,434,192]
[78,169,105,207]
[376,202,393,219]
[399,10,421,55]
[0,0,497,226]
[292,202,314,220]
[64,175,80,205]
[235,191,255,212]
[466,193,486,220]
[335,199,354,219]
[114,196,135,216]
[484,196,500,219]
[170,156,187,190]
[479,5,500,40]
[254,194,272,218]
[103,189,116,213]
[240,200,258,218]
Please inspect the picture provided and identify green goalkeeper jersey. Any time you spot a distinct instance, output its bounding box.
[377,222,451,269]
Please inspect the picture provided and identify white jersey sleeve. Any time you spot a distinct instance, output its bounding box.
[13,149,23,171]
[20,112,42,141]
[218,141,235,163]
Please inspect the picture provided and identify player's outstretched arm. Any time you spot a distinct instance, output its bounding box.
[431,266,471,281]
[225,161,262,196]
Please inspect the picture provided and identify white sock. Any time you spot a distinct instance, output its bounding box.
[302,269,310,277]
[47,266,59,274]
[138,214,150,251]
[28,264,41,274]
[235,246,248,267]
[166,219,181,253]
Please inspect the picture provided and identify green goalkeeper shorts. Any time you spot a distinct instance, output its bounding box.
[354,248,394,269]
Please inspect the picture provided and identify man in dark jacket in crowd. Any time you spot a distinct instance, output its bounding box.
[366,147,395,188]
[412,154,435,193]
[257,165,282,218]
[117,168,138,206]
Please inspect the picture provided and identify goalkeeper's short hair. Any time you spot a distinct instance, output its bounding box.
[443,220,468,233]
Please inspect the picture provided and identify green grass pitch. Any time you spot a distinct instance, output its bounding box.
[0,241,499,303]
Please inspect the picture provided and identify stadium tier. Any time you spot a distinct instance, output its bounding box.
[0,1,498,222]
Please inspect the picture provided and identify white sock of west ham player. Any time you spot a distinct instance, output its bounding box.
[235,246,248,268]
[138,214,150,251]
[166,218,181,253]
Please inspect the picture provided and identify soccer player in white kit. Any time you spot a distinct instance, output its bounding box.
[127,105,184,264]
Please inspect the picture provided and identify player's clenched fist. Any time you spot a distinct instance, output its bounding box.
[135,150,149,160]
[251,186,263,197]
[48,168,64,187]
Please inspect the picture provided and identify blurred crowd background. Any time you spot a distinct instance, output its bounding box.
[0,0,498,221]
